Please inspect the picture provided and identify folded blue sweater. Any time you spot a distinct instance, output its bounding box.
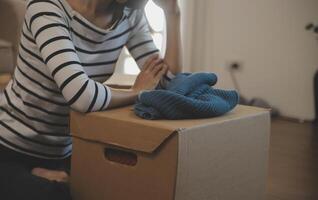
[134,73,239,120]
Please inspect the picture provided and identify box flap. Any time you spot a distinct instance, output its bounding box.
[70,105,269,153]
[71,107,177,153]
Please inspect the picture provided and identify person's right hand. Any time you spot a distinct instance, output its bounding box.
[132,55,168,93]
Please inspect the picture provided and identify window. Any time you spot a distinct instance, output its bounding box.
[116,0,166,75]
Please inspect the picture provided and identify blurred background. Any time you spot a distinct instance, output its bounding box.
[0,0,318,199]
[112,0,318,123]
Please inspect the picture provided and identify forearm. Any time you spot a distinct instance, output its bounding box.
[164,12,182,75]
[107,87,139,109]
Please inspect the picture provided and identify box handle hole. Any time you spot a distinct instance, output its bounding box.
[104,148,137,166]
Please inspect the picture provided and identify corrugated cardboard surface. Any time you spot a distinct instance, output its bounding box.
[70,105,270,200]
[175,109,270,200]
[71,107,179,153]
[71,105,268,153]
[71,134,179,200]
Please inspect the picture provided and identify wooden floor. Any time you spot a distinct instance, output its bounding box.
[267,119,318,200]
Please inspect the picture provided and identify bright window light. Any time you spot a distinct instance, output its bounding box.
[152,33,163,49]
[124,56,140,74]
[145,0,165,32]
[122,0,166,75]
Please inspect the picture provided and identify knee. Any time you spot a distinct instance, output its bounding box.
[0,163,71,200]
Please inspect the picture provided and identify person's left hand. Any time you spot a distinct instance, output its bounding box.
[153,0,180,15]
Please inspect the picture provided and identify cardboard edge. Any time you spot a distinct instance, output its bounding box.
[179,109,270,132]
[72,123,179,155]
[92,110,178,132]
[174,129,189,200]
[72,110,176,137]
[70,106,270,154]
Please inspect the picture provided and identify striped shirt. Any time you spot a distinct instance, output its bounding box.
[0,0,172,159]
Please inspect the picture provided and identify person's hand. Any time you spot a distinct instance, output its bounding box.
[32,168,69,183]
[132,55,168,93]
[153,0,180,15]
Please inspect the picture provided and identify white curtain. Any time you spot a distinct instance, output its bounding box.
[179,0,213,72]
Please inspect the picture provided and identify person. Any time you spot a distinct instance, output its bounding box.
[0,0,181,199]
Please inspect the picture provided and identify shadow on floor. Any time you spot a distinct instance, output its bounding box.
[267,119,318,200]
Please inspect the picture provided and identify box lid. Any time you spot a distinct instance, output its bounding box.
[70,105,269,153]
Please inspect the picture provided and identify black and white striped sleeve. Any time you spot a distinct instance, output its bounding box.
[126,10,175,88]
[25,1,111,113]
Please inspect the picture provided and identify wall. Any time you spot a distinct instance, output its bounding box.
[0,0,26,67]
[181,0,318,121]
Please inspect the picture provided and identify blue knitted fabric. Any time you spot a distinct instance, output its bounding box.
[134,73,239,120]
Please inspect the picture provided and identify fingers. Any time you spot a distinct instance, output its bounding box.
[31,168,69,183]
[142,54,159,71]
[140,54,168,83]
[152,62,168,76]
[133,60,169,92]
[152,63,164,76]
[146,58,163,73]
[155,64,168,80]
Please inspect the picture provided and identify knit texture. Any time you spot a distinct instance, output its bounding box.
[134,73,239,120]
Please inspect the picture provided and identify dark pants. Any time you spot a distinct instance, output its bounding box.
[0,144,72,200]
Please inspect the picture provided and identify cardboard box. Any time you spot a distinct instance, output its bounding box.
[70,105,270,200]
[105,73,136,89]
